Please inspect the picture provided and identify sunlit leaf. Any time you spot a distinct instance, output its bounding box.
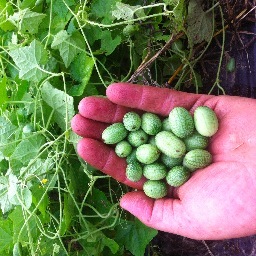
[41,81,75,131]
[9,40,48,82]
[8,8,46,34]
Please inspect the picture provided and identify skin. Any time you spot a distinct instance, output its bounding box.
[71,82,256,240]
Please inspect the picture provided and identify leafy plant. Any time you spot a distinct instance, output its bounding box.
[0,0,224,255]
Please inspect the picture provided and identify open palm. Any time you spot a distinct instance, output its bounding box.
[71,83,256,240]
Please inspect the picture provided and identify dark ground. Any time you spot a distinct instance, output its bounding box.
[149,1,256,255]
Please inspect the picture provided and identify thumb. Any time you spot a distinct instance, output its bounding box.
[120,191,184,233]
[120,191,205,240]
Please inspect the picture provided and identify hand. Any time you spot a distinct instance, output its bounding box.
[71,83,256,240]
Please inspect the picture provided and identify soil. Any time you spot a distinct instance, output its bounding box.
[148,1,256,255]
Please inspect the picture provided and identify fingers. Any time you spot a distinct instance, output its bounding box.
[120,191,191,237]
[120,191,208,240]
[78,96,132,123]
[71,114,107,139]
[77,138,145,189]
[77,83,215,124]
[107,83,214,116]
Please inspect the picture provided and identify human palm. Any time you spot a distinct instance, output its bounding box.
[71,83,256,240]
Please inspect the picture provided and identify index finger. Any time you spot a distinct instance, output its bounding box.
[107,83,215,116]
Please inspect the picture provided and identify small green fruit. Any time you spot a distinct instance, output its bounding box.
[184,132,209,151]
[115,141,132,158]
[141,113,162,135]
[148,136,156,145]
[126,161,143,182]
[127,129,148,147]
[226,57,235,72]
[143,180,167,199]
[102,123,128,144]
[194,106,218,137]
[136,144,160,164]
[162,118,172,132]
[166,166,190,187]
[126,149,137,164]
[183,149,212,171]
[168,107,194,138]
[155,131,186,158]
[123,111,141,131]
[160,154,183,168]
[143,163,167,180]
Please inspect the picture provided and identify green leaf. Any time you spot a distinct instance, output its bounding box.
[0,174,31,213]
[70,52,93,82]
[0,1,15,31]
[101,30,121,56]
[80,222,119,255]
[69,52,94,96]
[102,237,119,254]
[0,116,18,157]
[186,0,214,45]
[20,158,54,178]
[60,193,75,235]
[0,176,12,213]
[51,30,84,68]
[9,40,49,82]
[173,0,186,29]
[13,242,23,256]
[41,81,75,131]
[112,2,145,20]
[0,76,8,110]
[9,185,32,210]
[0,216,12,253]
[31,184,49,219]
[8,8,46,34]
[86,188,113,216]
[116,218,158,256]
[52,0,75,17]
[9,206,38,242]
[91,0,119,23]
[10,134,45,171]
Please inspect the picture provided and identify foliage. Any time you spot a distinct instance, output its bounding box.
[0,0,221,255]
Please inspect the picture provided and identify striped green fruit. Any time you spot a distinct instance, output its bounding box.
[136,144,160,164]
[126,161,143,182]
[166,166,190,187]
[127,129,148,147]
[126,149,137,164]
[194,106,218,137]
[184,132,209,151]
[141,112,162,135]
[183,149,212,171]
[160,154,183,168]
[143,180,167,199]
[115,141,132,158]
[102,123,128,144]
[155,131,186,158]
[162,118,172,132]
[123,111,141,131]
[143,163,167,180]
[168,107,194,138]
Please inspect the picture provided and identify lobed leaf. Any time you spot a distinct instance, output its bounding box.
[9,40,49,82]
[41,81,75,131]
[116,218,158,256]
[8,8,46,34]
[51,30,84,68]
